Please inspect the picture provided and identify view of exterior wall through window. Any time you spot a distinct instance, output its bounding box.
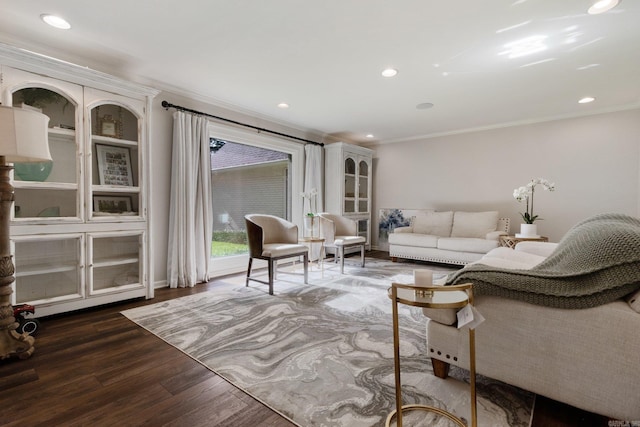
[210,139,291,258]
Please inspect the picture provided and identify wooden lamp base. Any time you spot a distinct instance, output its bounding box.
[0,163,35,360]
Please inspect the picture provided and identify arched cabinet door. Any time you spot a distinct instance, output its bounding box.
[344,157,356,213]
[3,66,83,222]
[84,87,146,222]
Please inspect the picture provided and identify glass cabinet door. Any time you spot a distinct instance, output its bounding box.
[13,235,83,304]
[344,157,356,213]
[358,160,369,213]
[88,232,143,295]
[6,68,83,221]
[86,88,144,220]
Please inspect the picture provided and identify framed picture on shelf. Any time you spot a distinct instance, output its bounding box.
[99,114,120,137]
[93,196,132,214]
[95,144,133,186]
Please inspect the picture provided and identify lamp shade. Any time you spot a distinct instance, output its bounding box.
[0,105,52,163]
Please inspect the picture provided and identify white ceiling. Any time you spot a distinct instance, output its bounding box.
[1,0,639,144]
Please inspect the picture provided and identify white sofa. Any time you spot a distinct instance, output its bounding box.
[388,211,510,265]
[425,241,640,420]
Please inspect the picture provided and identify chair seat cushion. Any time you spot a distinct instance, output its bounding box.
[262,243,308,258]
[334,235,366,246]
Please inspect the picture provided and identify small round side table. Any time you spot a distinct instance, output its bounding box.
[298,236,325,272]
[386,282,477,427]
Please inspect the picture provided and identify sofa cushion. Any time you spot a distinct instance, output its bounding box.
[480,247,547,269]
[437,237,499,254]
[422,308,457,326]
[412,211,453,237]
[627,288,640,313]
[451,211,499,239]
[388,232,438,248]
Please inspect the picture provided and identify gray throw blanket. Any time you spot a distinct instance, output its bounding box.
[446,213,640,308]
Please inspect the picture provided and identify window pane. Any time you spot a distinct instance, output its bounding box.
[210,140,291,258]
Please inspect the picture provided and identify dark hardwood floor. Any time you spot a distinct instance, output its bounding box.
[0,254,612,426]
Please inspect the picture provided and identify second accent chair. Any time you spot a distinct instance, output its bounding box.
[318,213,366,273]
[245,214,308,295]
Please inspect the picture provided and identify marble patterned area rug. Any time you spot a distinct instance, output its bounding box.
[122,259,534,427]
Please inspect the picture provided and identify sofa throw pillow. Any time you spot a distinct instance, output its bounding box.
[412,211,454,237]
[409,209,435,228]
[627,288,640,313]
[451,211,499,239]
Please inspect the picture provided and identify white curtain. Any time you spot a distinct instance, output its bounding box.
[167,111,213,288]
[304,144,323,214]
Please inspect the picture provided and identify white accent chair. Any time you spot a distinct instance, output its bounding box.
[245,214,308,295]
[317,213,366,273]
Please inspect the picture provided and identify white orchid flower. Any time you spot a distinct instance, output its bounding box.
[513,178,556,224]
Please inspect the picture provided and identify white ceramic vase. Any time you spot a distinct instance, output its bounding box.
[519,223,538,237]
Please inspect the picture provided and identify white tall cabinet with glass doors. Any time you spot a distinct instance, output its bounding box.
[324,142,373,251]
[0,44,159,317]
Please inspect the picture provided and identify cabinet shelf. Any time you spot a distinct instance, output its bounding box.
[92,185,140,193]
[50,127,76,138]
[93,255,139,268]
[91,134,138,147]
[13,181,78,190]
[15,262,78,278]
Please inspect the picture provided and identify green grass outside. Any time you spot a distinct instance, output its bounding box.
[211,240,248,257]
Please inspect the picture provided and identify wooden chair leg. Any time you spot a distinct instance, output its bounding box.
[268,259,275,295]
[246,258,253,287]
[339,246,345,274]
[391,257,398,262]
[360,244,365,267]
[431,358,451,379]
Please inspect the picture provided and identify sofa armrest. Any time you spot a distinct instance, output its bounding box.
[393,226,413,233]
[485,230,507,241]
[515,241,558,257]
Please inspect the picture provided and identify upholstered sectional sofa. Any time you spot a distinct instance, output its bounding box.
[425,235,640,420]
[389,211,510,265]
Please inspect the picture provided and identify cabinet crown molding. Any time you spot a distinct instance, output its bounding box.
[0,42,160,99]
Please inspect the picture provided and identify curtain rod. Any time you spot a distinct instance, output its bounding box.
[161,100,324,147]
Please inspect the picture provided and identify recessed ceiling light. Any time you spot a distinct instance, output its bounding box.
[41,14,71,30]
[578,96,596,104]
[381,68,398,78]
[416,102,434,110]
[588,0,620,15]
[365,134,374,139]
[277,103,289,109]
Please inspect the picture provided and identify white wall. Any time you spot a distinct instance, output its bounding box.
[371,109,640,246]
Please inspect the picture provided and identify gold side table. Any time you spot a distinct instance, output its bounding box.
[386,282,477,427]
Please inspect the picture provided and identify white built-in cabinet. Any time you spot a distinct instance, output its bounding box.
[324,142,374,250]
[1,43,159,317]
